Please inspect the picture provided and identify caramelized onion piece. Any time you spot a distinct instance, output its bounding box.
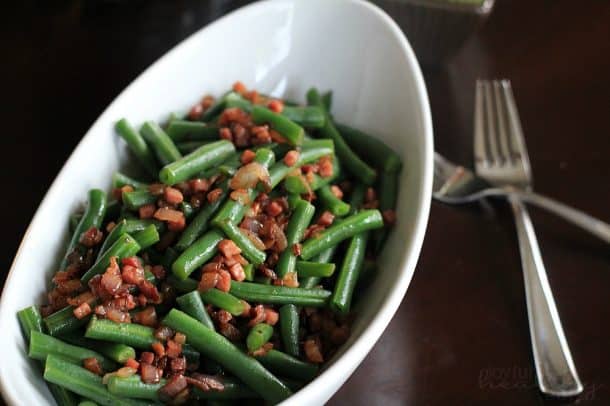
[229,162,270,191]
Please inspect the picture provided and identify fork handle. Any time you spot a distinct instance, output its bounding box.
[508,195,583,397]
[513,190,610,244]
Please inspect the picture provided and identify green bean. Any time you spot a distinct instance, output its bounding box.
[313,245,338,263]
[211,148,276,227]
[192,377,258,400]
[115,119,158,177]
[260,142,292,159]
[43,355,146,406]
[118,205,136,221]
[281,106,326,128]
[176,291,215,330]
[166,112,180,124]
[229,281,331,307]
[283,156,340,194]
[179,201,195,219]
[132,224,159,250]
[251,105,304,146]
[172,229,223,279]
[276,199,315,278]
[348,182,367,213]
[307,88,376,185]
[216,152,244,177]
[144,268,156,284]
[246,323,274,352]
[61,334,136,364]
[200,92,230,122]
[166,275,198,293]
[29,331,117,372]
[77,400,99,406]
[70,213,83,234]
[124,218,165,234]
[159,140,235,185]
[200,289,246,316]
[205,92,251,112]
[374,169,399,252]
[162,309,292,404]
[60,189,107,271]
[335,123,403,173]
[317,185,350,216]
[322,91,333,111]
[175,181,229,252]
[279,305,300,357]
[331,231,369,315]
[121,190,156,211]
[303,131,314,141]
[44,305,90,336]
[268,139,334,188]
[295,261,336,278]
[85,316,154,349]
[17,305,44,341]
[299,277,321,291]
[18,307,79,406]
[176,140,206,154]
[167,120,219,142]
[81,233,141,283]
[111,172,147,189]
[254,276,272,285]
[96,220,127,261]
[224,92,253,111]
[301,245,338,289]
[286,194,301,210]
[106,375,164,401]
[140,121,182,165]
[256,349,318,382]
[299,209,383,260]
[243,263,254,281]
[212,188,257,229]
[283,175,309,195]
[281,377,307,392]
[218,220,266,266]
[49,385,80,406]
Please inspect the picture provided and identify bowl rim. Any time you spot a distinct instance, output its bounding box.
[279,0,433,403]
[378,0,495,14]
[0,0,433,404]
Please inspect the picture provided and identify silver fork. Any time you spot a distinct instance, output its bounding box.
[474,79,583,397]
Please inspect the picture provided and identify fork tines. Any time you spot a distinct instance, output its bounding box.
[474,79,532,186]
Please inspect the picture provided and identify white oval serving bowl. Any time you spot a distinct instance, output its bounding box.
[0,0,432,404]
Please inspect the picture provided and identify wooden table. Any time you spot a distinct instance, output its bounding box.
[2,1,609,404]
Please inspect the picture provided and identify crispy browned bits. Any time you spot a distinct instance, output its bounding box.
[241,149,256,164]
[206,187,223,203]
[283,150,299,167]
[164,187,184,205]
[79,227,103,247]
[83,357,103,375]
[382,209,397,225]
[267,99,284,113]
[304,338,324,363]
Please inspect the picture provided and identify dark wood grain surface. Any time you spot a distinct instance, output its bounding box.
[2,1,609,405]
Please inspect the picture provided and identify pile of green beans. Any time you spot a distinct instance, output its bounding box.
[20,83,402,405]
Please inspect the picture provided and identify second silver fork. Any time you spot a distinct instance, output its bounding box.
[474,80,583,397]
